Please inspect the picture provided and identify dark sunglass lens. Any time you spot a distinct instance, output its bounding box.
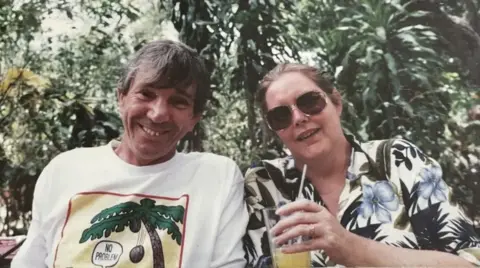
[266,106,292,130]
[297,91,326,115]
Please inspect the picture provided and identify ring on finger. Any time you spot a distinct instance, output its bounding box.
[308,224,316,238]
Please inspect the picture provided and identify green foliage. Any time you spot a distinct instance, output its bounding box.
[0,0,136,236]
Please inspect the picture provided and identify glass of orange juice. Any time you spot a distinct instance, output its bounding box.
[262,207,311,268]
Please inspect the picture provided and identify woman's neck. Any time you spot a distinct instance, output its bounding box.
[297,136,352,196]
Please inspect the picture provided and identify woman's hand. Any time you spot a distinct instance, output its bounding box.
[270,199,353,264]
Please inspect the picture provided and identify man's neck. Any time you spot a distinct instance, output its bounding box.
[114,142,175,166]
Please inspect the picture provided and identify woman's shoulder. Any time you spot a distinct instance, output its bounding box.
[364,138,434,167]
[360,138,442,193]
[245,155,295,181]
[358,137,430,164]
[244,155,299,210]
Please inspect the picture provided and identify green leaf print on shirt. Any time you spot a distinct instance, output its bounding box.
[79,198,184,268]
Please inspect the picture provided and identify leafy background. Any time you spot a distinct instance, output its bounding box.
[0,0,478,239]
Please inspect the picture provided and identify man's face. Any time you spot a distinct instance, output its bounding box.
[116,72,201,166]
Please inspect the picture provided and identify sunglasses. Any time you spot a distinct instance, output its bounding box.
[266,90,327,131]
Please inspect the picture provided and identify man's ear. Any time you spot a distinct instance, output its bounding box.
[188,114,202,132]
[117,88,125,112]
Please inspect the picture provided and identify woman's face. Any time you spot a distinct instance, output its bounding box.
[264,72,344,162]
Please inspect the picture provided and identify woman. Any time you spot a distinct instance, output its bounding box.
[243,63,480,267]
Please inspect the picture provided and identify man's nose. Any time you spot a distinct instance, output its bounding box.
[147,99,170,123]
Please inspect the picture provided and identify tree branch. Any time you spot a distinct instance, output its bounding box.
[462,0,480,33]
[411,0,480,86]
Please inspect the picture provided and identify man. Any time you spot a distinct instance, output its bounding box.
[12,40,248,268]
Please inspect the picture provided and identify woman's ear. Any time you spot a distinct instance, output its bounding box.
[330,88,343,116]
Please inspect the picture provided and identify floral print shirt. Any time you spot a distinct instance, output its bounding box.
[243,136,480,267]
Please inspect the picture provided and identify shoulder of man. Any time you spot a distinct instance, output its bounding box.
[181,151,239,168]
[180,151,245,184]
[46,145,106,168]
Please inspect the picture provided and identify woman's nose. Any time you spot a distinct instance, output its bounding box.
[291,106,309,126]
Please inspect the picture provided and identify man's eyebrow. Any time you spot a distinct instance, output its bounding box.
[175,89,194,100]
[142,85,194,100]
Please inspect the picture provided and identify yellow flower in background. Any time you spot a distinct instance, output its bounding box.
[0,67,50,95]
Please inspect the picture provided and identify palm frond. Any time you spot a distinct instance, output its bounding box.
[256,180,276,208]
[152,205,185,223]
[79,212,139,243]
[242,233,257,264]
[90,201,140,223]
[148,213,182,245]
[341,199,362,227]
[350,223,384,241]
[247,212,265,230]
[388,235,420,249]
[408,181,420,215]
[263,161,297,200]
[139,197,156,208]
[409,202,454,250]
[449,218,480,253]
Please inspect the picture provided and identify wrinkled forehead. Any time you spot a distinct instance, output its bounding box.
[133,64,197,96]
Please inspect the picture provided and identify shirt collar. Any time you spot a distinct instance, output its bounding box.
[260,131,375,200]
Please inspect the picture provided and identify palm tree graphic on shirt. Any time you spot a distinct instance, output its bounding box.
[79,198,184,268]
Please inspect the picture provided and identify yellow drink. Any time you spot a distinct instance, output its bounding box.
[274,250,310,268]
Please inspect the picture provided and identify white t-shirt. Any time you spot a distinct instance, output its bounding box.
[11,141,248,268]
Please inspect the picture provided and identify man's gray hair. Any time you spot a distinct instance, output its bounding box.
[117,40,211,115]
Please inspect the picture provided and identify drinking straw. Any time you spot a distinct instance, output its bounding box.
[297,164,307,200]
